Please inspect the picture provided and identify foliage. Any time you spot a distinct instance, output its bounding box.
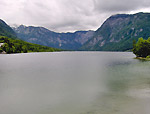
[0,36,62,54]
[0,48,3,53]
[133,37,150,57]
[146,55,150,58]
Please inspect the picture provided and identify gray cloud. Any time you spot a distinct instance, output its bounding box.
[0,0,150,32]
[93,0,150,12]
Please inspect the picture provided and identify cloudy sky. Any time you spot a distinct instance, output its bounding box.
[0,0,150,32]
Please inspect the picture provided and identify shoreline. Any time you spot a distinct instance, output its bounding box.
[134,57,150,61]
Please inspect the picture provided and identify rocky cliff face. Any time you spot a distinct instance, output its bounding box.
[13,25,94,50]
[81,12,150,51]
[0,19,17,38]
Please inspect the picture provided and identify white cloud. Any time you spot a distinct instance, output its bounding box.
[0,0,150,32]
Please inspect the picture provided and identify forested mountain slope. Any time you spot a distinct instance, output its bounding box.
[81,12,150,51]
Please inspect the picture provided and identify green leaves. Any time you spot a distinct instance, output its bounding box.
[133,37,150,57]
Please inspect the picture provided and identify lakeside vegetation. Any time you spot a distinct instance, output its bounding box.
[0,36,62,54]
[133,37,150,60]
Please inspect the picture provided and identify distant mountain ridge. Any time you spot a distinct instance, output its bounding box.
[81,12,150,51]
[5,12,150,51]
[0,19,17,38]
[0,19,62,53]
[13,25,94,50]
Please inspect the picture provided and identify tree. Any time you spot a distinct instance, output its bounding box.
[133,37,150,57]
[22,45,27,53]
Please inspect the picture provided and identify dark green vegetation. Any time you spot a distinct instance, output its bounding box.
[0,19,17,38]
[13,25,94,50]
[81,12,150,51]
[0,36,61,54]
[133,37,150,58]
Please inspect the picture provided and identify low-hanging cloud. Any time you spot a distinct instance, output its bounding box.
[0,0,150,32]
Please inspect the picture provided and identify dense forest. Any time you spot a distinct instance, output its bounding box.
[133,37,150,58]
[0,36,62,54]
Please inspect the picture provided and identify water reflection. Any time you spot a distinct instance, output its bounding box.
[0,52,150,114]
[83,54,150,114]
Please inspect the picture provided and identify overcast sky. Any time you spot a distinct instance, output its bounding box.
[0,0,150,32]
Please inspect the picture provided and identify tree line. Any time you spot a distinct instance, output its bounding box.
[0,36,61,54]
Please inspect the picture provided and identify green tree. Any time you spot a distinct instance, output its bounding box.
[133,37,150,57]
[22,45,27,53]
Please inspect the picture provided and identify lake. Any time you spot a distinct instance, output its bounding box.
[0,52,150,114]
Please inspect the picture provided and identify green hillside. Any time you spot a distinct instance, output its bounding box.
[0,19,17,38]
[0,36,61,54]
[81,12,150,51]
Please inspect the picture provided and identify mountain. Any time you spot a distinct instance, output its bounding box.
[0,19,61,53]
[0,19,17,38]
[13,25,94,50]
[81,12,150,51]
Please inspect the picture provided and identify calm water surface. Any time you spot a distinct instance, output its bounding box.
[0,52,150,114]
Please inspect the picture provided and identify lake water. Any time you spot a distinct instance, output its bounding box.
[0,52,150,114]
